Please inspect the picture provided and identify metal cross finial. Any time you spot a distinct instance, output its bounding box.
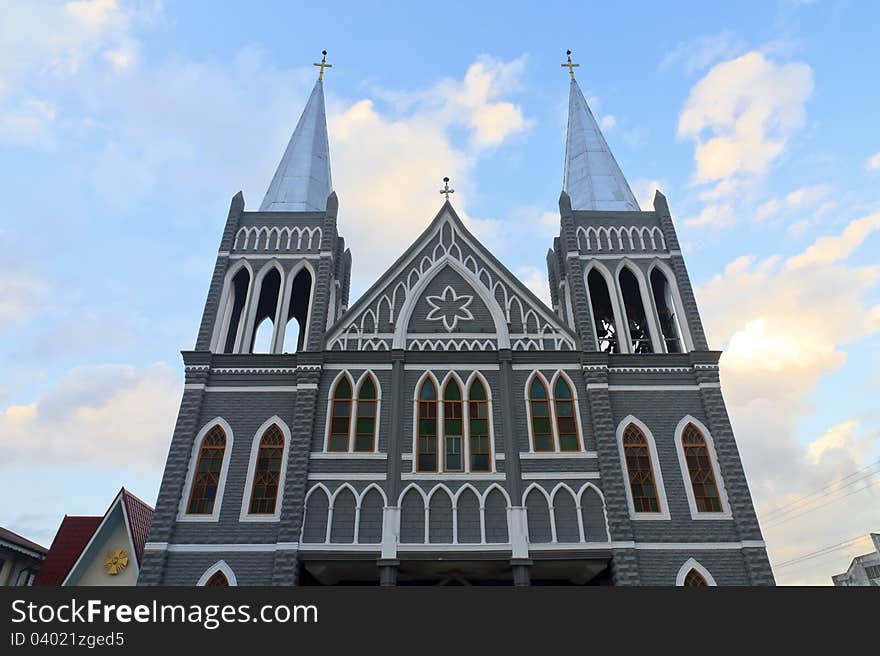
[439,177,455,201]
[561,49,580,80]
[314,50,332,80]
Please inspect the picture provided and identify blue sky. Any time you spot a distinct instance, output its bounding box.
[1,0,878,585]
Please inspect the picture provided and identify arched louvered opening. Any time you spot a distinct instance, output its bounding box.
[553,376,580,452]
[528,376,553,452]
[650,268,683,353]
[682,423,722,512]
[400,488,426,544]
[468,378,490,472]
[222,267,250,353]
[250,267,282,353]
[442,379,464,472]
[186,426,226,515]
[327,377,353,452]
[618,267,653,353]
[428,490,453,544]
[484,488,509,543]
[283,267,312,353]
[683,569,709,587]
[456,488,481,543]
[247,425,284,515]
[330,487,356,544]
[417,379,438,472]
[587,268,619,353]
[354,376,378,452]
[552,488,579,543]
[580,487,608,542]
[357,488,383,544]
[302,488,329,543]
[622,424,660,513]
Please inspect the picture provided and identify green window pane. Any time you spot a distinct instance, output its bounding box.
[356,417,375,434]
[354,435,374,452]
[358,377,376,400]
[554,378,573,399]
[534,435,554,451]
[328,435,349,451]
[334,378,352,399]
[559,434,579,451]
[529,378,547,399]
[420,380,436,400]
[444,380,462,400]
[532,417,552,434]
[469,379,487,401]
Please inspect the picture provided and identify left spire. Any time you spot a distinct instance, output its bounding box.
[259,51,333,212]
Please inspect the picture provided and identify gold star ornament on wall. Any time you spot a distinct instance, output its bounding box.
[104,548,129,575]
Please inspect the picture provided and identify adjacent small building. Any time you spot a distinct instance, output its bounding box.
[0,527,47,586]
[34,488,153,586]
[832,533,880,586]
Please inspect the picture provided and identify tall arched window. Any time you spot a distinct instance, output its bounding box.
[468,378,490,472]
[553,376,580,452]
[250,267,282,353]
[221,267,250,353]
[682,423,722,512]
[529,377,553,452]
[683,569,708,587]
[587,268,619,353]
[354,376,377,452]
[417,378,438,472]
[650,268,683,353]
[622,424,660,513]
[186,426,226,515]
[618,267,653,353]
[283,267,312,353]
[205,571,229,586]
[248,425,284,514]
[328,377,353,452]
[442,379,464,472]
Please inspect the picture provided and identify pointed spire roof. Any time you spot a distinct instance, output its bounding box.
[260,78,333,212]
[563,77,639,212]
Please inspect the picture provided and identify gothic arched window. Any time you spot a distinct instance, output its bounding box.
[683,569,708,587]
[328,377,353,452]
[205,571,229,586]
[442,379,464,472]
[468,378,490,472]
[622,423,660,513]
[417,378,438,472]
[354,376,378,452]
[682,423,722,512]
[553,376,580,452]
[187,426,226,515]
[221,266,250,353]
[248,425,284,514]
[282,267,312,353]
[528,377,553,452]
[618,267,653,353]
[587,268,618,353]
[250,267,282,354]
[650,268,683,353]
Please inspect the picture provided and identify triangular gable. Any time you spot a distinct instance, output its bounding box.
[327,202,577,352]
[62,488,153,586]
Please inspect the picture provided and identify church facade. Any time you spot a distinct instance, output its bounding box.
[139,55,774,586]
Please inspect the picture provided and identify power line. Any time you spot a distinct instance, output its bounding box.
[763,478,880,529]
[775,534,870,569]
[758,458,880,522]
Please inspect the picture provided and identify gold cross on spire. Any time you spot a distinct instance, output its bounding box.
[561,49,580,80]
[439,177,455,201]
[314,50,332,80]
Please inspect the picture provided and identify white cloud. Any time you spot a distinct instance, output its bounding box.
[678,52,813,184]
[600,115,616,131]
[660,31,748,74]
[0,270,49,326]
[697,214,880,583]
[630,178,666,211]
[516,265,551,306]
[784,183,829,209]
[0,363,181,469]
[866,152,880,171]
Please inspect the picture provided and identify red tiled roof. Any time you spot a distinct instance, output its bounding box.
[0,526,48,557]
[33,516,102,586]
[121,488,154,566]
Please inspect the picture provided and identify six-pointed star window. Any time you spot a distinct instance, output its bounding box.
[425,286,474,331]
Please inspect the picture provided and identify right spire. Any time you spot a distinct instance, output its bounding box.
[562,50,639,212]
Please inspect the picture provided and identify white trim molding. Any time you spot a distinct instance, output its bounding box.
[673,415,733,520]
[675,558,717,586]
[196,560,238,586]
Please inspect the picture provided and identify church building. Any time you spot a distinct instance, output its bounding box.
[139,52,774,586]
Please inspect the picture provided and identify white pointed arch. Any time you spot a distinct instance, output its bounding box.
[524,370,553,453]
[452,482,482,544]
[196,560,237,587]
[453,482,482,507]
[577,482,611,542]
[304,482,332,505]
[521,481,552,506]
[212,258,255,353]
[440,369,466,396]
[646,258,693,353]
[549,482,579,543]
[276,258,316,353]
[324,370,356,452]
[583,259,626,354]
[359,482,388,507]
[614,258,662,353]
[674,415,732,519]
[330,482,359,508]
[523,482,555,542]
[239,416,291,522]
[482,482,512,508]
[178,417,234,522]
[549,370,586,453]
[426,482,455,504]
[676,558,717,586]
[398,482,430,507]
[241,259,286,353]
[616,414,671,520]
[393,255,510,349]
